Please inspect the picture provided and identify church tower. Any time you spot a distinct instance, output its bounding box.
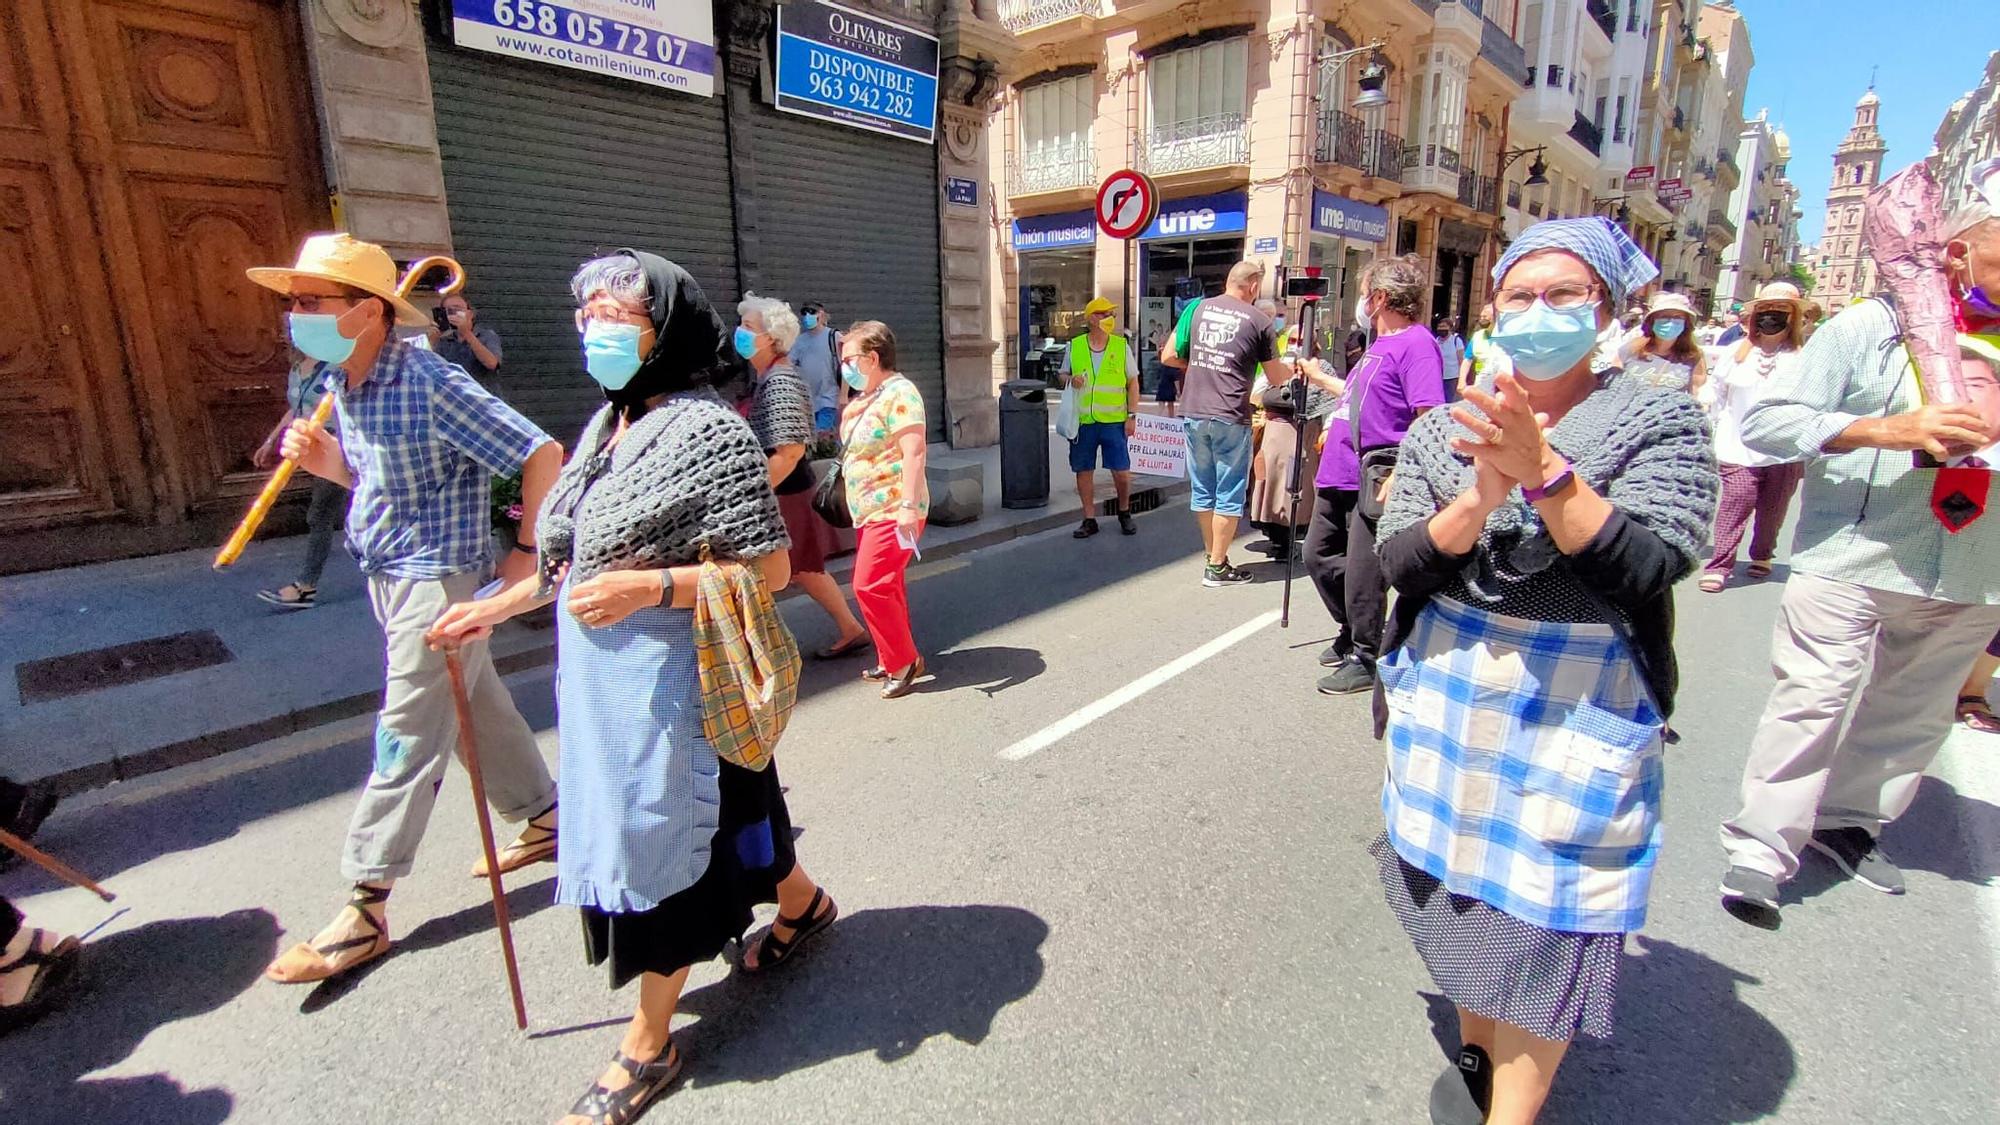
[1817,88,1888,308]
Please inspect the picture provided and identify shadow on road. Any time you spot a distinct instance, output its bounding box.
[1782,775,2000,912]
[0,908,280,1125]
[299,875,560,1013]
[659,904,1047,1088]
[1544,935,1793,1123]
[919,646,1048,696]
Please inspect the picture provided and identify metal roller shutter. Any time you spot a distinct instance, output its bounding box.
[746,100,945,438]
[425,44,739,442]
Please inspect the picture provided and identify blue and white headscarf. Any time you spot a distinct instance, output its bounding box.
[1493,217,1659,307]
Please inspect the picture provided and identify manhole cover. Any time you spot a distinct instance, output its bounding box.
[16,630,235,703]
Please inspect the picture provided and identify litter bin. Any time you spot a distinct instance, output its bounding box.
[999,378,1051,510]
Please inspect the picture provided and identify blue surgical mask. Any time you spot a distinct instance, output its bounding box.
[841,359,867,390]
[288,312,357,365]
[802,313,820,330]
[582,321,645,389]
[1491,300,1602,381]
[733,325,759,360]
[1274,316,1287,332]
[1650,317,1686,341]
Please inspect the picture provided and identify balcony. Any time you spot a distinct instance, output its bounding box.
[1586,0,1618,41]
[1568,112,1603,156]
[1402,141,1461,197]
[1315,110,1368,171]
[1457,173,1500,214]
[1364,128,1407,181]
[1707,209,1737,246]
[1008,143,1094,197]
[1716,148,1741,189]
[998,0,1094,34]
[1142,113,1248,175]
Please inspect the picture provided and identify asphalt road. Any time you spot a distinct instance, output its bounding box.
[6,505,1999,1124]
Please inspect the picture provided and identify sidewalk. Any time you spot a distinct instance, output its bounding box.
[0,422,1186,795]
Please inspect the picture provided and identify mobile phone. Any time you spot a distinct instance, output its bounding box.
[432,305,451,332]
[1284,275,1331,299]
[896,525,922,560]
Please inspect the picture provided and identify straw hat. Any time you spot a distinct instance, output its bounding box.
[1642,291,1696,326]
[1748,280,1806,319]
[246,233,430,327]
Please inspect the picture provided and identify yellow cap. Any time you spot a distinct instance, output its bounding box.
[1084,297,1115,315]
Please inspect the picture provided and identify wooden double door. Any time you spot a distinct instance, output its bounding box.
[0,0,327,572]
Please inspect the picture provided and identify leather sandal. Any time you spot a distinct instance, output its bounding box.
[860,665,890,682]
[566,1039,683,1125]
[1746,561,1773,579]
[1958,696,2000,735]
[266,884,391,984]
[881,656,927,700]
[0,930,81,1037]
[472,804,557,877]
[743,887,838,973]
[1698,574,1726,593]
[813,633,873,661]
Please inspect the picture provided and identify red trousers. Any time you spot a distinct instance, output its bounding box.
[853,520,922,673]
[1706,461,1805,575]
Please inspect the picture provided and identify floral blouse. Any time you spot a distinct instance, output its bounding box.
[840,374,927,526]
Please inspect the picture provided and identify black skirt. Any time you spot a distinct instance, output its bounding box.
[582,760,797,989]
[1370,833,1623,1041]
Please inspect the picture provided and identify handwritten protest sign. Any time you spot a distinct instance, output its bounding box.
[1130,414,1187,478]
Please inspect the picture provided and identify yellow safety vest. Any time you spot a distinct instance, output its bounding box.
[1069,333,1130,423]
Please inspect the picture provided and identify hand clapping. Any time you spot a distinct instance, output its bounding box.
[1449,372,1556,497]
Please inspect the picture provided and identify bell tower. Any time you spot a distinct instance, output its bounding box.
[1818,88,1888,308]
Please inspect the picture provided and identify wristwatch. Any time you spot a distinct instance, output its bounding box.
[896,500,920,512]
[1522,459,1576,503]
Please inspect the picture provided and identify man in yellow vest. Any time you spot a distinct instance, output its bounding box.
[1062,296,1142,537]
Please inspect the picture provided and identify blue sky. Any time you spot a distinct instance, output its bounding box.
[1735,1,1992,246]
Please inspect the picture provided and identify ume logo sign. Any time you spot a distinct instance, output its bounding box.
[1155,207,1217,235]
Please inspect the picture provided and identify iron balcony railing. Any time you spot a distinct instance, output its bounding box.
[1405,143,1461,174]
[1364,128,1407,180]
[1568,112,1603,156]
[1315,110,1368,169]
[1143,113,1249,175]
[1008,143,1094,196]
[1708,209,1737,241]
[1545,64,1565,88]
[1457,173,1500,213]
[998,0,1093,33]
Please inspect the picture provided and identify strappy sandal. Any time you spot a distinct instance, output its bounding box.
[743,887,838,973]
[473,804,557,877]
[813,633,873,660]
[266,884,391,984]
[565,1039,683,1125]
[880,655,927,700]
[0,930,81,1037]
[1746,561,1774,579]
[860,665,890,682]
[1957,696,2000,735]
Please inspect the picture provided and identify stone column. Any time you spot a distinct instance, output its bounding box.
[298,0,453,260]
[936,1,1017,448]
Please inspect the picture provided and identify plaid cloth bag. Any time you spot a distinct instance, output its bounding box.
[691,553,801,771]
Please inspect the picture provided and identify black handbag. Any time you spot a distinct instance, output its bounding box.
[1348,365,1397,521]
[810,458,852,529]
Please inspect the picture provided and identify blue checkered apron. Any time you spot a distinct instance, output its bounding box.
[1378,595,1665,934]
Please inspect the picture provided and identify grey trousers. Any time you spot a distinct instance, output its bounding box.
[1719,573,2000,881]
[342,571,555,884]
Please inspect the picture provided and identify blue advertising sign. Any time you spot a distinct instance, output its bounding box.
[945,177,978,207]
[1012,209,1095,252]
[1310,189,1391,243]
[1138,191,1249,241]
[448,0,716,96]
[775,1,939,144]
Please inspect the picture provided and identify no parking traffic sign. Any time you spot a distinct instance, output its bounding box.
[1095,169,1159,240]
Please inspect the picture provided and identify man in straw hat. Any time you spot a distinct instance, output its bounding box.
[249,233,565,982]
[1717,159,2000,927]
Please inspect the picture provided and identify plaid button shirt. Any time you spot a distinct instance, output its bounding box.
[1739,299,2000,605]
[330,338,551,579]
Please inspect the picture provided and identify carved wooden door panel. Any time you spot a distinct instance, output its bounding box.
[0,0,153,531]
[51,0,328,516]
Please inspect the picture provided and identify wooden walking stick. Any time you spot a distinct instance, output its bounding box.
[442,644,529,1030]
[0,827,115,903]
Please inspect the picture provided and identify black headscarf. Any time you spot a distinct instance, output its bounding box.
[605,247,727,421]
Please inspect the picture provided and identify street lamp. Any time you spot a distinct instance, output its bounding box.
[1315,41,1389,109]
[1500,146,1549,187]
[1593,195,1631,225]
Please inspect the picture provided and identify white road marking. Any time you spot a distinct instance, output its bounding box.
[1933,730,2000,972]
[997,610,1281,761]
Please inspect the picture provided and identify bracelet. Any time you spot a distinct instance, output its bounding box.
[514,538,536,553]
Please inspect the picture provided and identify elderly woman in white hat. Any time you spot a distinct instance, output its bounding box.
[1621,291,1709,395]
[1700,281,1811,592]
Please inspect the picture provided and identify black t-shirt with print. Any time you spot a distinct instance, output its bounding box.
[1179,295,1277,425]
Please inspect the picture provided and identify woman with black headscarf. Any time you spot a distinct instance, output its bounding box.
[433,251,839,1124]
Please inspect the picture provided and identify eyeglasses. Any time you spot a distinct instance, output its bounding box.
[286,293,358,314]
[1491,284,1601,315]
[575,305,649,329]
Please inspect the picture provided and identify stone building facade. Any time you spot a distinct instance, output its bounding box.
[1816,89,1888,311]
